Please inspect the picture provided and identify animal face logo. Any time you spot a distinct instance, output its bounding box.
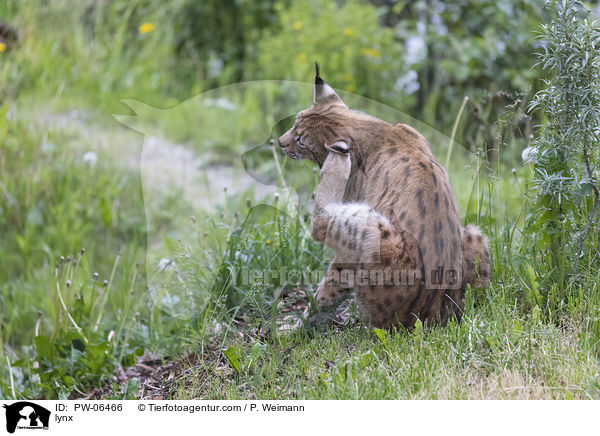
[2,402,50,433]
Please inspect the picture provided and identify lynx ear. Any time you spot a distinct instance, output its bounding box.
[325,140,349,154]
[314,62,346,107]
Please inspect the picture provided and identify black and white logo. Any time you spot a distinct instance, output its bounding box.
[2,402,50,434]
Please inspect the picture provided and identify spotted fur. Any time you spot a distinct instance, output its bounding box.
[278,65,490,328]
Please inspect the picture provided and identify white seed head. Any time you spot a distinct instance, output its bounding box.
[83,151,98,167]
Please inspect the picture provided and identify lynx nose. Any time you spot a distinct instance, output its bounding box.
[278,130,294,149]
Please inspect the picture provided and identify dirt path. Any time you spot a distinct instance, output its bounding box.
[35,108,263,211]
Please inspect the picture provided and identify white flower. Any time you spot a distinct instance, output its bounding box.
[207,57,224,78]
[158,257,173,271]
[83,151,98,167]
[522,146,537,163]
[395,70,420,95]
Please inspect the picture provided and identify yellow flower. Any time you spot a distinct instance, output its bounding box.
[343,72,352,82]
[0,42,6,53]
[139,22,155,34]
[297,52,307,63]
[360,48,381,58]
[266,239,271,245]
[347,83,357,92]
[343,27,355,38]
[293,21,302,30]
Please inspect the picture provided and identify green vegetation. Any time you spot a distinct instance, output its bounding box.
[183,275,600,399]
[527,1,600,286]
[1,0,599,400]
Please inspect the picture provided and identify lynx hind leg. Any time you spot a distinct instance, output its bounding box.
[312,149,405,264]
[317,203,393,263]
[315,203,415,309]
[314,204,389,307]
[462,224,490,289]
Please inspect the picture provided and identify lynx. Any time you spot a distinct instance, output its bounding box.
[278,64,490,328]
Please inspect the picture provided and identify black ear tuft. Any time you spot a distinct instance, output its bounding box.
[325,140,349,154]
[315,61,324,85]
[330,144,349,154]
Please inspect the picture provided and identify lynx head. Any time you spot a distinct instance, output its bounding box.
[278,63,354,167]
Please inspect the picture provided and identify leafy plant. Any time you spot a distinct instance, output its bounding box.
[223,345,242,374]
[527,0,600,286]
[252,0,408,105]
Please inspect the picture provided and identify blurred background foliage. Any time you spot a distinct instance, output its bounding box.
[1,0,554,144]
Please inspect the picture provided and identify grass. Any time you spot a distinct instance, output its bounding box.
[179,282,600,400]
[1,0,600,401]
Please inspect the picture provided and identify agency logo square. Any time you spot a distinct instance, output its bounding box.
[2,402,50,434]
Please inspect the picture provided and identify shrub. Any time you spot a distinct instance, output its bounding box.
[527,0,600,284]
[251,0,409,105]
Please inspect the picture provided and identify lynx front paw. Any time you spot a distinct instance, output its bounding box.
[316,282,347,307]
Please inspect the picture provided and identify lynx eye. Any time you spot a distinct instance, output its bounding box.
[295,133,306,148]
